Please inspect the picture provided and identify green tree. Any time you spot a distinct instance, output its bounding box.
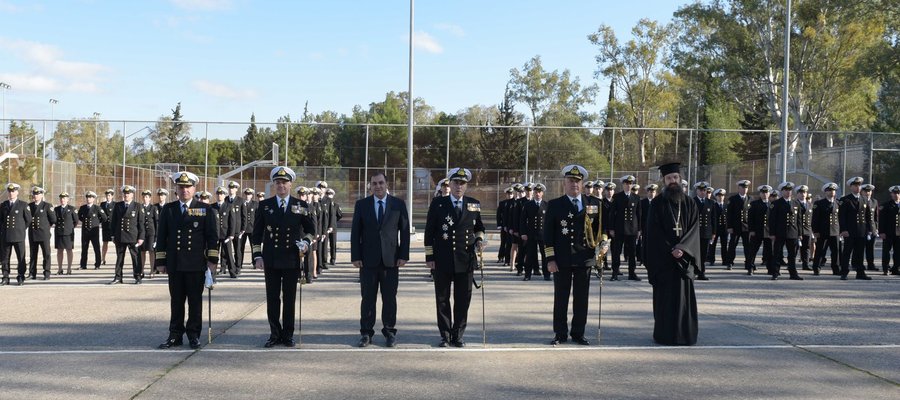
[151,102,192,163]
[672,0,888,170]
[589,18,678,166]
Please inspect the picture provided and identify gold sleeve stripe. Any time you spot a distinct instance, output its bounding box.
[207,250,219,257]
[155,251,166,259]
[304,234,314,242]
[545,247,555,257]
[252,245,261,252]
[424,246,433,256]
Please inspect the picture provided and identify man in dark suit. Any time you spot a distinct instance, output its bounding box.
[839,177,872,280]
[522,183,549,281]
[139,190,159,279]
[1,183,31,285]
[251,167,316,348]
[350,171,410,348]
[726,180,753,270]
[609,175,642,281]
[424,167,485,348]
[28,187,58,280]
[794,185,814,271]
[155,171,219,350]
[637,183,657,266]
[812,183,841,275]
[110,185,145,285]
[316,181,336,268]
[879,186,900,275]
[79,191,107,270]
[545,165,603,346]
[769,182,803,280]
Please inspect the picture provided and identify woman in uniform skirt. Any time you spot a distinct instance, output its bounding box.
[54,193,78,275]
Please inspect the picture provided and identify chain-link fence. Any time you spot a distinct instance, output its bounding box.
[1,119,898,229]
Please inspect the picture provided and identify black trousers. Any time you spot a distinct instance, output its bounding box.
[525,239,547,278]
[698,237,711,276]
[167,270,205,340]
[771,237,799,277]
[80,227,102,269]
[233,234,245,271]
[813,236,840,274]
[884,236,900,272]
[433,268,473,341]
[709,233,728,265]
[797,235,811,267]
[359,264,399,338]
[611,234,637,275]
[1,241,26,279]
[218,239,236,275]
[553,266,591,339]
[727,230,751,267]
[114,242,141,281]
[264,267,300,340]
[317,239,326,272]
[865,235,876,268]
[636,236,643,264]
[29,239,51,277]
[840,236,866,276]
[328,231,337,264]
[746,235,771,271]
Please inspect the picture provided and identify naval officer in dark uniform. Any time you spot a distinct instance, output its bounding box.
[609,175,642,281]
[156,171,219,350]
[424,167,486,348]
[79,191,107,270]
[812,183,841,275]
[0,183,31,286]
[545,165,604,346]
[110,185,145,284]
[251,166,316,348]
[28,187,57,280]
[839,177,872,280]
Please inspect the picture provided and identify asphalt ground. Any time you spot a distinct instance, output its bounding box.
[1,232,898,399]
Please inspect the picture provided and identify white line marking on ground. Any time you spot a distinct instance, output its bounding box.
[2,344,898,355]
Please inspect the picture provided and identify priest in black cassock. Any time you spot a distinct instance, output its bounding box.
[644,162,699,346]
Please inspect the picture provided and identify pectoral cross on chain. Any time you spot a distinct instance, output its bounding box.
[673,222,683,237]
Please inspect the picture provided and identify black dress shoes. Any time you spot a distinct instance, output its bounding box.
[264,337,281,348]
[108,279,122,285]
[523,276,531,281]
[840,274,849,280]
[550,337,567,346]
[572,336,591,346]
[610,274,620,281]
[189,338,201,349]
[789,275,803,280]
[134,280,142,285]
[283,338,296,347]
[0,278,8,286]
[439,339,450,348]
[627,274,642,281]
[450,339,466,348]
[385,336,397,348]
[158,338,183,349]
[696,275,709,281]
[358,336,372,348]
[856,274,872,280]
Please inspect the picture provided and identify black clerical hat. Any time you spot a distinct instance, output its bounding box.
[658,162,681,176]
